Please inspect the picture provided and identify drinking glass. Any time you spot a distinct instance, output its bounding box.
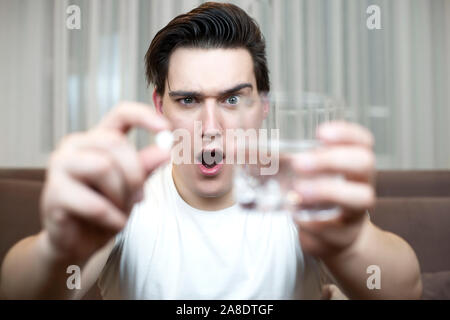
[233,92,345,221]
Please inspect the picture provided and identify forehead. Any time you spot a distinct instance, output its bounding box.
[166,47,256,94]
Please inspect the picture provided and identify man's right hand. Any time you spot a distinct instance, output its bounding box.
[39,102,171,263]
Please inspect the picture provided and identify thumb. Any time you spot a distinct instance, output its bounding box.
[138,145,171,177]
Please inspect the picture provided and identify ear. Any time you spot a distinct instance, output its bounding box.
[152,89,164,115]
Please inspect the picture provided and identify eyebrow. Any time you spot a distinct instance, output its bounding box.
[168,83,253,98]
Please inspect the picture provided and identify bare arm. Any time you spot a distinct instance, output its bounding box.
[0,102,170,299]
[292,122,422,299]
[322,219,422,299]
[0,232,114,299]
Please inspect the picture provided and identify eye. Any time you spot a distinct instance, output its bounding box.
[226,95,240,105]
[178,97,196,105]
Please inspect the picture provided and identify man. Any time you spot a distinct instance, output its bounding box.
[0,2,422,299]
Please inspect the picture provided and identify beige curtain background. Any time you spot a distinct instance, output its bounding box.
[0,0,449,169]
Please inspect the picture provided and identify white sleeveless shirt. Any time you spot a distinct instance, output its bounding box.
[98,163,323,299]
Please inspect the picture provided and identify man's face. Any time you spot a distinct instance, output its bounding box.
[157,48,267,200]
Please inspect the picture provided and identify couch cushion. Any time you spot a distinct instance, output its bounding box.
[421,271,450,300]
[376,171,450,198]
[0,169,45,182]
[0,179,42,263]
[370,197,450,273]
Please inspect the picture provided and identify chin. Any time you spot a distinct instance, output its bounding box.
[197,182,231,198]
[195,176,232,198]
[173,163,234,201]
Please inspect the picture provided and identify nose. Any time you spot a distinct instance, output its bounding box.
[201,99,223,140]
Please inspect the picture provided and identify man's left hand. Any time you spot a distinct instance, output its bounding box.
[290,121,376,259]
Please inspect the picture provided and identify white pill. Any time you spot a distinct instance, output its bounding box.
[155,130,174,151]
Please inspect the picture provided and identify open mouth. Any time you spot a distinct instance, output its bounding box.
[197,149,225,176]
[199,149,224,167]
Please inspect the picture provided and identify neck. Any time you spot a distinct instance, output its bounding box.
[171,168,235,211]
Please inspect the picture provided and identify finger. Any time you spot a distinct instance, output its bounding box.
[58,150,129,211]
[291,146,375,182]
[45,209,117,258]
[316,121,374,148]
[294,178,375,212]
[321,285,333,300]
[97,102,171,134]
[139,145,171,176]
[49,172,127,232]
[61,130,146,205]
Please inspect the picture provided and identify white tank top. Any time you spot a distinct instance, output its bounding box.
[98,163,323,299]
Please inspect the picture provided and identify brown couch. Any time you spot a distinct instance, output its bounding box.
[1,169,449,299]
[372,171,450,299]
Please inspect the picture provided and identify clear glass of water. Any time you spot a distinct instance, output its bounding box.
[233,92,345,221]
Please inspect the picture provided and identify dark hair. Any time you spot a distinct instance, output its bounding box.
[145,1,270,96]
